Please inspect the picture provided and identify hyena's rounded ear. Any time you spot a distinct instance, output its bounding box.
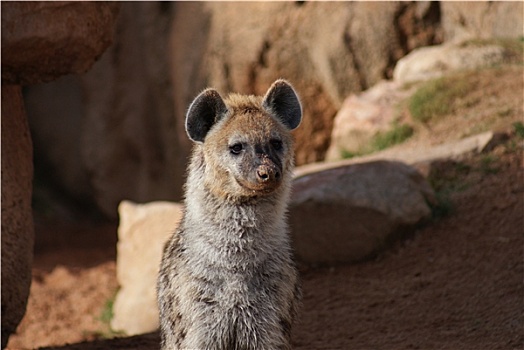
[186,89,228,143]
[262,79,302,130]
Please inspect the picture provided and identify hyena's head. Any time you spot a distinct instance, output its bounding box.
[186,79,302,200]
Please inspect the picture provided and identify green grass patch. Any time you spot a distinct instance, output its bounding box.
[370,123,414,152]
[513,121,524,139]
[99,297,115,325]
[341,149,359,159]
[408,74,473,124]
[93,292,126,339]
[341,123,414,159]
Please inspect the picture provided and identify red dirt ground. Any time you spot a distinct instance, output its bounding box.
[6,138,524,350]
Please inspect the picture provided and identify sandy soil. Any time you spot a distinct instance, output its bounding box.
[6,135,523,350]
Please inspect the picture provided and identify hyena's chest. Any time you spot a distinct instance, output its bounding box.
[181,253,287,347]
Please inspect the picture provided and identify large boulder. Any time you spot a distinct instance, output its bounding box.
[0,3,119,346]
[1,2,120,85]
[1,86,34,348]
[393,41,512,85]
[111,201,183,336]
[290,161,435,265]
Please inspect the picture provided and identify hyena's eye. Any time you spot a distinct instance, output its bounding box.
[270,139,283,151]
[229,143,243,155]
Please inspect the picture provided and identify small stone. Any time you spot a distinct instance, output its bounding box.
[111,200,183,335]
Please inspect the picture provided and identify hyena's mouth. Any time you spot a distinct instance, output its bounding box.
[235,177,281,195]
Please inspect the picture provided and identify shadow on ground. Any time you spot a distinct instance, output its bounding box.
[41,333,160,350]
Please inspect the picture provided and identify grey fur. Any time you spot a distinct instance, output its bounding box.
[157,80,302,350]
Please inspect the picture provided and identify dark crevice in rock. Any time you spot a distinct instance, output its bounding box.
[342,30,367,91]
[386,1,443,79]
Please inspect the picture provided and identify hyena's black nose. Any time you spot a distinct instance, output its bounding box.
[257,165,281,183]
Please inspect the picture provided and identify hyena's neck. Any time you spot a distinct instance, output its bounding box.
[183,149,290,242]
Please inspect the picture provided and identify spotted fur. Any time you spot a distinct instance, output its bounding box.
[157,80,302,350]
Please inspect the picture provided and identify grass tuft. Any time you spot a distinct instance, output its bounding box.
[341,123,414,159]
[513,121,524,139]
[370,123,414,152]
[99,297,115,325]
[341,149,359,159]
[408,75,472,124]
[93,292,126,339]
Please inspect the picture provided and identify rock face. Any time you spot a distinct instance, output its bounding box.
[325,80,416,160]
[81,2,183,218]
[441,1,524,42]
[393,42,512,85]
[296,131,509,181]
[328,35,519,161]
[22,2,441,218]
[13,2,180,220]
[1,86,35,348]
[22,2,522,220]
[24,75,94,207]
[111,201,183,336]
[172,1,441,165]
[1,3,119,346]
[290,161,435,265]
[1,2,120,85]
